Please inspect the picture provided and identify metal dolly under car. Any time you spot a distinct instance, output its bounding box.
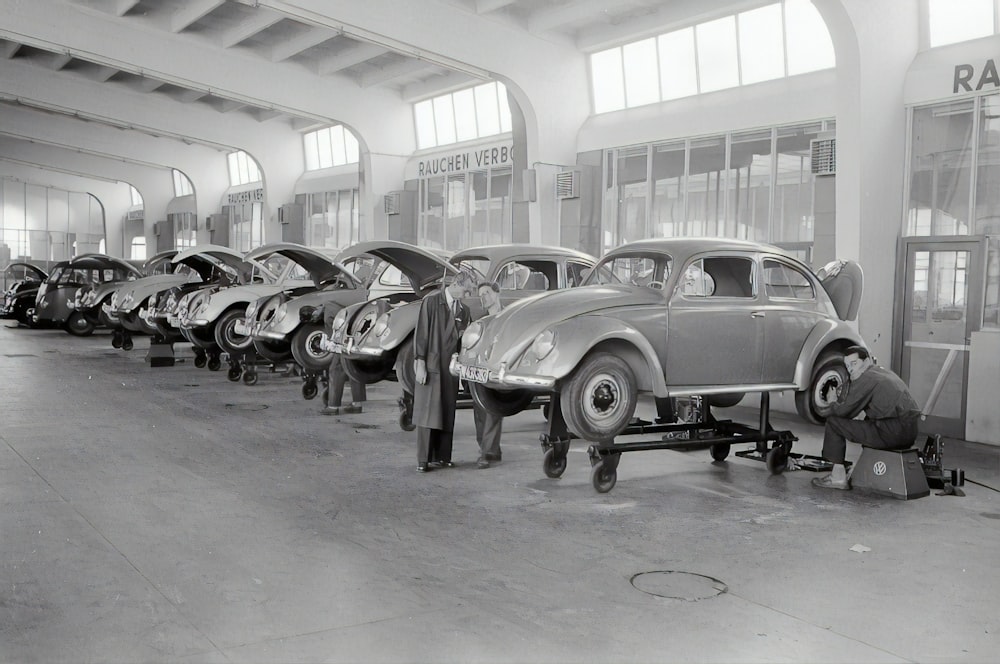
[225,347,300,387]
[538,392,837,493]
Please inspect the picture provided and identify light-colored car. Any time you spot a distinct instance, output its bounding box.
[176,245,311,364]
[337,243,598,401]
[109,245,247,350]
[239,243,368,378]
[451,237,865,443]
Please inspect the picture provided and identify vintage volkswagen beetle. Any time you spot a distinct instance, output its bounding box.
[341,243,597,397]
[1,262,48,326]
[240,243,367,381]
[451,238,865,442]
[34,254,142,335]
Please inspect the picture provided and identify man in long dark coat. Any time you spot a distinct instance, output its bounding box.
[412,269,477,471]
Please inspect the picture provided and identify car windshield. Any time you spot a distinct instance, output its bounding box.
[584,253,672,288]
[452,258,490,282]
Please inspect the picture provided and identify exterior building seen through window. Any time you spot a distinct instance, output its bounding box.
[298,189,360,250]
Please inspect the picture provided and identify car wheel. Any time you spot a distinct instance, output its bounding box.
[468,383,535,417]
[15,301,33,326]
[290,323,331,372]
[343,355,395,385]
[795,351,849,425]
[560,352,638,443]
[395,337,416,395]
[65,311,95,336]
[214,309,253,355]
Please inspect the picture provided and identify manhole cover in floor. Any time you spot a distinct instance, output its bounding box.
[224,403,269,412]
[630,571,727,601]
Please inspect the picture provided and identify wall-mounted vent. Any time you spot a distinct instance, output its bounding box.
[556,170,580,199]
[384,192,401,215]
[153,221,162,236]
[810,138,836,175]
[126,208,144,221]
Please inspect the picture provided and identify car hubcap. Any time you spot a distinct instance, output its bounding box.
[814,370,842,403]
[584,373,620,421]
[306,331,327,359]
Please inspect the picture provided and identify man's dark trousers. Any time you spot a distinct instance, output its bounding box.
[822,416,919,464]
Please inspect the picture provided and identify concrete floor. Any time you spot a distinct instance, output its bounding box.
[1,322,998,664]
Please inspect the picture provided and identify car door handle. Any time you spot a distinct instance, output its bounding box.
[751,311,766,318]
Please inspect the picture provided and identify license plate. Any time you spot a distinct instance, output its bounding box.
[460,364,490,384]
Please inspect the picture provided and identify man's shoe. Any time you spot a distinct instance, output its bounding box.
[341,404,363,414]
[432,460,455,468]
[477,457,490,469]
[485,452,502,462]
[417,464,429,473]
[812,474,851,490]
[321,406,341,416]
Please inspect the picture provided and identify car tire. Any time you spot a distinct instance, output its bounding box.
[214,308,253,355]
[795,350,849,425]
[468,383,535,417]
[65,311,95,336]
[560,352,638,443]
[395,337,416,395]
[15,301,33,327]
[291,323,331,372]
[343,355,395,385]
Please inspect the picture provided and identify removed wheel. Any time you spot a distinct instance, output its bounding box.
[343,355,395,385]
[560,352,637,443]
[214,309,254,355]
[291,323,331,372]
[591,458,618,493]
[710,443,731,461]
[766,445,788,474]
[395,337,416,396]
[65,311,95,336]
[468,383,535,417]
[302,380,319,400]
[542,448,567,478]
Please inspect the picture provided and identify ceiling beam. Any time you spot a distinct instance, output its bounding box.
[220,11,284,48]
[113,0,140,17]
[170,0,225,33]
[2,41,22,59]
[402,70,477,102]
[175,89,209,103]
[135,77,164,93]
[474,0,516,13]
[48,53,73,70]
[89,64,119,82]
[527,0,616,34]
[359,58,434,88]
[214,99,245,113]
[250,108,282,122]
[270,26,335,62]
[316,42,386,76]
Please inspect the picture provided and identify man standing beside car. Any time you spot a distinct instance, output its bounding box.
[473,281,504,469]
[412,269,477,472]
[812,345,922,490]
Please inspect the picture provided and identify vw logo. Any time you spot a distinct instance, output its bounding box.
[873,461,888,476]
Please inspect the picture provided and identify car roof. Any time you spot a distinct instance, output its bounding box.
[67,253,143,275]
[606,237,794,260]
[451,244,597,265]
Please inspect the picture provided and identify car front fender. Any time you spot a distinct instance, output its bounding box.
[513,315,667,396]
[793,319,866,388]
[377,301,420,351]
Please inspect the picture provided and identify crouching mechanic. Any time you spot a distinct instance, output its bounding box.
[813,345,922,490]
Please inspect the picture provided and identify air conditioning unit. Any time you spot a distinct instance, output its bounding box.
[153,221,162,236]
[810,138,836,176]
[556,170,580,199]
[384,192,401,215]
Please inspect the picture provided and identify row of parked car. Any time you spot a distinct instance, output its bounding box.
[2,237,866,446]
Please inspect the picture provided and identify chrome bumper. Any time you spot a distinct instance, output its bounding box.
[449,355,556,390]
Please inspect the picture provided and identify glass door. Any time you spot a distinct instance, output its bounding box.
[895,237,986,438]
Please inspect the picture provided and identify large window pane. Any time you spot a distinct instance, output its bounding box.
[490,168,512,243]
[726,130,773,241]
[422,177,445,249]
[696,16,739,93]
[414,100,437,149]
[976,95,1000,328]
[658,28,698,100]
[304,132,319,170]
[591,48,626,113]
[330,126,347,166]
[773,123,821,244]
[317,129,334,169]
[785,0,835,75]
[623,38,660,107]
[474,83,501,136]
[453,88,478,142]
[687,136,727,236]
[738,4,785,84]
[907,100,974,236]
[616,146,649,249]
[433,96,457,146]
[445,174,467,251]
[651,141,686,237]
[928,0,993,47]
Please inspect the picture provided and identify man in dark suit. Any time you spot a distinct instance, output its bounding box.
[412,269,477,472]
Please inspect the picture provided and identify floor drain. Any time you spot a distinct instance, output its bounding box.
[224,403,269,412]
[630,571,727,601]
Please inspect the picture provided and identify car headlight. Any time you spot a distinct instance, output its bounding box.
[121,292,134,309]
[332,309,348,331]
[462,321,483,349]
[530,329,556,360]
[273,302,288,324]
[372,313,390,338]
[110,292,120,308]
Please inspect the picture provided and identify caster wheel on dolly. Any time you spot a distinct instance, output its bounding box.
[542,448,567,478]
[242,370,258,386]
[194,353,207,369]
[207,356,222,372]
[591,458,618,493]
[710,443,731,461]
[302,380,318,400]
[227,366,242,382]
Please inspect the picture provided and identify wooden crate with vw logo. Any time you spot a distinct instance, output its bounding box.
[852,447,930,500]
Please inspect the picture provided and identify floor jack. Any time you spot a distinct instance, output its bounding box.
[539,392,802,493]
[918,433,966,496]
[226,347,298,386]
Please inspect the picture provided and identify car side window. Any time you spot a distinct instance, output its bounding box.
[497,261,550,292]
[566,261,590,288]
[763,259,815,300]
[680,257,754,298]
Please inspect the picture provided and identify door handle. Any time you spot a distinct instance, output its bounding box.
[751,311,766,318]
